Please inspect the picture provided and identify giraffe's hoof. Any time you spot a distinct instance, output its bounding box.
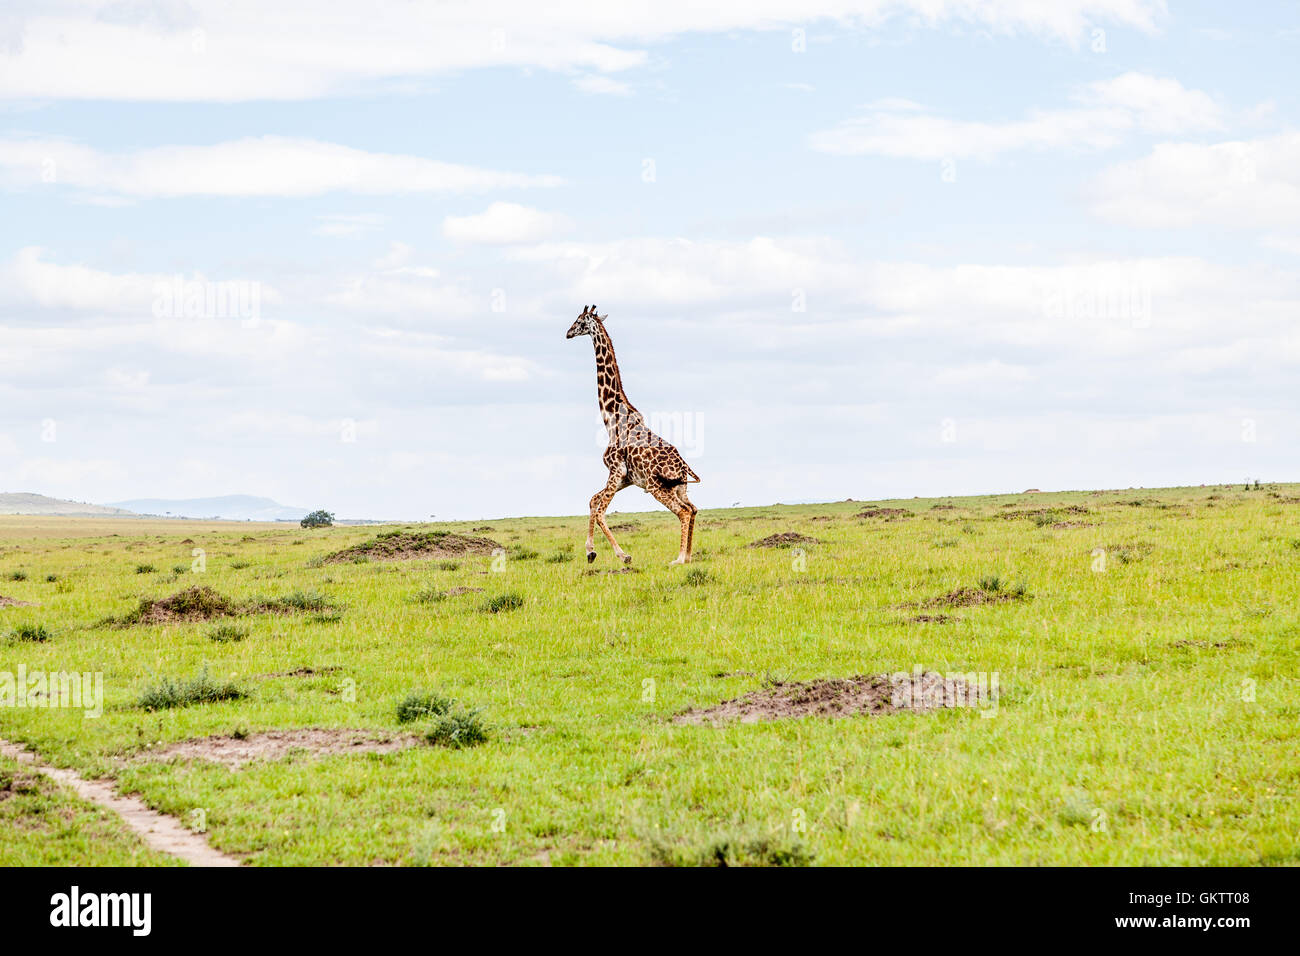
[586,551,596,564]
[621,553,633,566]
[669,557,687,566]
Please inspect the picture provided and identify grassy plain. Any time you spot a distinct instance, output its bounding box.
[0,484,1296,866]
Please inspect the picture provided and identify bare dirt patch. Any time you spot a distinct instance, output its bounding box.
[138,729,419,769]
[609,522,641,532]
[445,586,486,596]
[673,672,988,725]
[856,508,911,519]
[1051,521,1096,530]
[748,532,820,549]
[325,530,501,564]
[910,614,959,624]
[259,666,342,679]
[0,595,37,608]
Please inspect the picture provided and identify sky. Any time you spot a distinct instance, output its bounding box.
[0,0,1297,519]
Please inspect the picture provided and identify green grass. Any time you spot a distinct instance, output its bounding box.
[0,483,1297,865]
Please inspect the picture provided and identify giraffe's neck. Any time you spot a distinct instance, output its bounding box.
[592,324,642,441]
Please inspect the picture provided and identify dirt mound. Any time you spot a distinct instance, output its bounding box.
[0,595,37,608]
[137,729,419,769]
[325,530,501,564]
[445,586,486,596]
[1001,505,1089,519]
[748,532,820,549]
[925,585,1028,608]
[856,508,911,519]
[674,672,987,725]
[609,522,641,532]
[930,504,956,511]
[1051,521,1095,530]
[125,586,236,624]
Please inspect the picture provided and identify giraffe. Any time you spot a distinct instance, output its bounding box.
[566,305,700,565]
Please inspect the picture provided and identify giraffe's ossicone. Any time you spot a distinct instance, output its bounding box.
[566,305,700,565]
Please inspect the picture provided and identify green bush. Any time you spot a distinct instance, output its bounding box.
[207,624,248,643]
[137,670,246,710]
[424,709,489,748]
[684,568,710,586]
[481,592,524,614]
[7,623,53,643]
[396,690,453,723]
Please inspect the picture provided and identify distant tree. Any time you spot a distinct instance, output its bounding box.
[300,510,335,529]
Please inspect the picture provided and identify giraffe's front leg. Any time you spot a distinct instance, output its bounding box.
[588,473,631,564]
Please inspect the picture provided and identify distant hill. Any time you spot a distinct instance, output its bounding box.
[108,494,310,522]
[0,492,138,517]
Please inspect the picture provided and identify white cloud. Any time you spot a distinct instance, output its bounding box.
[932,360,1033,386]
[373,241,414,271]
[0,246,160,313]
[516,236,1298,365]
[3,457,129,487]
[314,213,387,238]
[1261,235,1300,255]
[443,202,572,244]
[572,74,632,96]
[1082,72,1223,134]
[0,1,1166,102]
[809,72,1222,161]
[0,246,281,319]
[1089,132,1300,228]
[0,136,563,199]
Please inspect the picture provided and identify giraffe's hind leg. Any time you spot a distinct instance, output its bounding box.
[647,480,693,565]
[674,485,699,559]
[588,472,631,564]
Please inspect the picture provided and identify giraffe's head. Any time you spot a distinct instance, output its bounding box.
[565,304,605,339]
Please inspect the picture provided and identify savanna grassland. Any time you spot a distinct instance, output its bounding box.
[0,484,1297,866]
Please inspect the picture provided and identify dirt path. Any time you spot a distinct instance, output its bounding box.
[0,737,240,867]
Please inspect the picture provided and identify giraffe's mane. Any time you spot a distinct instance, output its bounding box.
[593,321,643,421]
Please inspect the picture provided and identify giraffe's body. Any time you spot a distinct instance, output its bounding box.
[566,305,699,565]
